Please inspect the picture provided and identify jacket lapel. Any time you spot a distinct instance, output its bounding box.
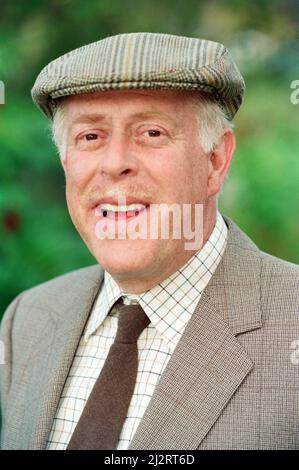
[129,217,262,449]
[18,266,104,449]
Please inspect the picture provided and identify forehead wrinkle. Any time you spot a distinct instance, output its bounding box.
[69,113,106,127]
[66,89,195,125]
[67,109,182,133]
[127,111,179,128]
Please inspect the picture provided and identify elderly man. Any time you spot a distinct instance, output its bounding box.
[1,32,299,450]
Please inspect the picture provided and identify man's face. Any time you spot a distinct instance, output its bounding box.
[62,90,217,292]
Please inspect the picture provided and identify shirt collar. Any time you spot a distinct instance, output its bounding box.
[84,211,228,350]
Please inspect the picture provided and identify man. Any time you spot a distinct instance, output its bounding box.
[1,32,299,450]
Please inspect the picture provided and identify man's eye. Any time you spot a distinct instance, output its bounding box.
[84,133,98,140]
[146,130,161,137]
[74,131,102,150]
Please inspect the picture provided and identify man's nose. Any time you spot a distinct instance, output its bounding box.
[99,133,138,179]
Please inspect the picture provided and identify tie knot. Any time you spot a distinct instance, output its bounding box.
[114,299,150,343]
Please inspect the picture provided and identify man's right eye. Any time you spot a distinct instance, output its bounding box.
[73,131,104,150]
[84,133,99,140]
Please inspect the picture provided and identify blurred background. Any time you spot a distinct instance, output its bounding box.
[1,0,299,315]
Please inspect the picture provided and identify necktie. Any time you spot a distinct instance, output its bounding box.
[67,298,150,450]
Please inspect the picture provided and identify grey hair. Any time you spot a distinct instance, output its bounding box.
[191,93,234,153]
[51,92,233,159]
[51,98,68,159]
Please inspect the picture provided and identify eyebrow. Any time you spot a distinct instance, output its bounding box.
[69,113,106,128]
[68,111,178,130]
[129,111,178,127]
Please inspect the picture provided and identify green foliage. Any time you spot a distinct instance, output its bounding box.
[1,0,299,315]
[221,74,299,264]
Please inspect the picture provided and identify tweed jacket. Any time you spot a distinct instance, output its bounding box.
[1,216,299,450]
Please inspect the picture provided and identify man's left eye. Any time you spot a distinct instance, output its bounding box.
[146,130,161,137]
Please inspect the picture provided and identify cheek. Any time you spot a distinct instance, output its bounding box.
[187,153,209,201]
[179,149,208,186]
[147,147,207,202]
[65,151,96,190]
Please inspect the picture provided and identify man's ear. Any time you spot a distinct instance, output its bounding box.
[207,130,236,197]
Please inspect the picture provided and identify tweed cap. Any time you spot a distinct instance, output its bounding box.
[31,32,245,120]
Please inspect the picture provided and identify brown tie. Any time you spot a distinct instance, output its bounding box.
[67,298,150,450]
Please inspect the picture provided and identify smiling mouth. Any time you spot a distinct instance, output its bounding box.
[95,203,150,220]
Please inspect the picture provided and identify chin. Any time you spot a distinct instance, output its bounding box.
[91,238,156,276]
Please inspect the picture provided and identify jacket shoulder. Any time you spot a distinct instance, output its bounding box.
[19,264,102,303]
[260,250,299,279]
[224,215,299,315]
[259,251,299,321]
[1,264,103,327]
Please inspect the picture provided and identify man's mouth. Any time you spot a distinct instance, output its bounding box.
[95,201,150,220]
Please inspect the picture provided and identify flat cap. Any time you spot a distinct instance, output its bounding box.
[31,32,245,120]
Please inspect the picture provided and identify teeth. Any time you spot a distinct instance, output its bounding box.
[99,203,147,213]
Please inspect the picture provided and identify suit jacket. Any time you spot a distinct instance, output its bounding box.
[1,216,299,450]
